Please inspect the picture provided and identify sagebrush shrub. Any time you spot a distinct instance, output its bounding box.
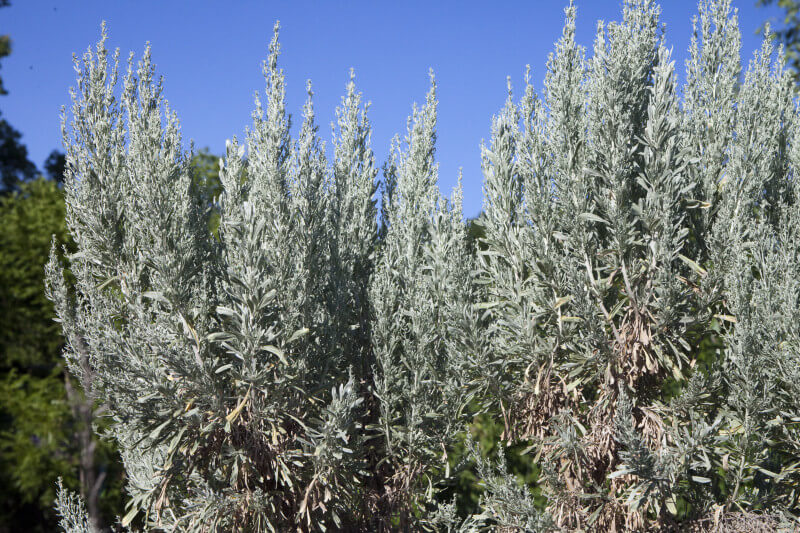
[50,1,800,531]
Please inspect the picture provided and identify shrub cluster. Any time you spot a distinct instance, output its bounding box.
[50,1,800,530]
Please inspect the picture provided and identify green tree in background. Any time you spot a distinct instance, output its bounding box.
[44,150,67,184]
[0,118,38,192]
[0,0,10,96]
[190,147,222,206]
[0,178,69,367]
[0,178,126,532]
[0,369,78,531]
[0,0,37,192]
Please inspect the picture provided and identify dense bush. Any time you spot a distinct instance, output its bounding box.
[50,1,800,531]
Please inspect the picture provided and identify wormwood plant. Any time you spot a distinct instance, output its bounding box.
[48,20,470,532]
[470,0,800,530]
[50,1,800,531]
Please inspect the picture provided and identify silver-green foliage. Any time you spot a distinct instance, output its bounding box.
[55,478,95,533]
[47,22,471,532]
[49,0,800,531]
[473,0,800,530]
[370,74,472,520]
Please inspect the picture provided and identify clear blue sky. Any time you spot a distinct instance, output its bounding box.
[1,1,785,217]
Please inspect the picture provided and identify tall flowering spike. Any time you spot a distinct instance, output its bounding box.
[60,24,126,275]
[607,49,706,518]
[333,70,378,263]
[581,1,663,355]
[790,109,800,220]
[331,71,378,373]
[49,24,222,531]
[290,80,326,208]
[537,1,590,253]
[477,76,543,413]
[391,69,438,233]
[218,138,247,224]
[287,80,332,371]
[517,67,553,230]
[543,0,587,189]
[723,26,794,227]
[637,45,694,292]
[234,21,298,339]
[370,71,471,527]
[586,0,661,225]
[119,43,209,311]
[247,21,291,218]
[676,0,744,354]
[379,133,400,236]
[481,78,521,231]
[683,0,741,222]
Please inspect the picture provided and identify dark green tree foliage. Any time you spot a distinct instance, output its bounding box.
[0,0,37,193]
[0,0,10,96]
[0,179,69,367]
[0,116,37,192]
[190,148,222,205]
[0,178,125,532]
[45,151,67,184]
[0,4,127,530]
[0,369,75,532]
[0,369,125,533]
[189,148,222,234]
